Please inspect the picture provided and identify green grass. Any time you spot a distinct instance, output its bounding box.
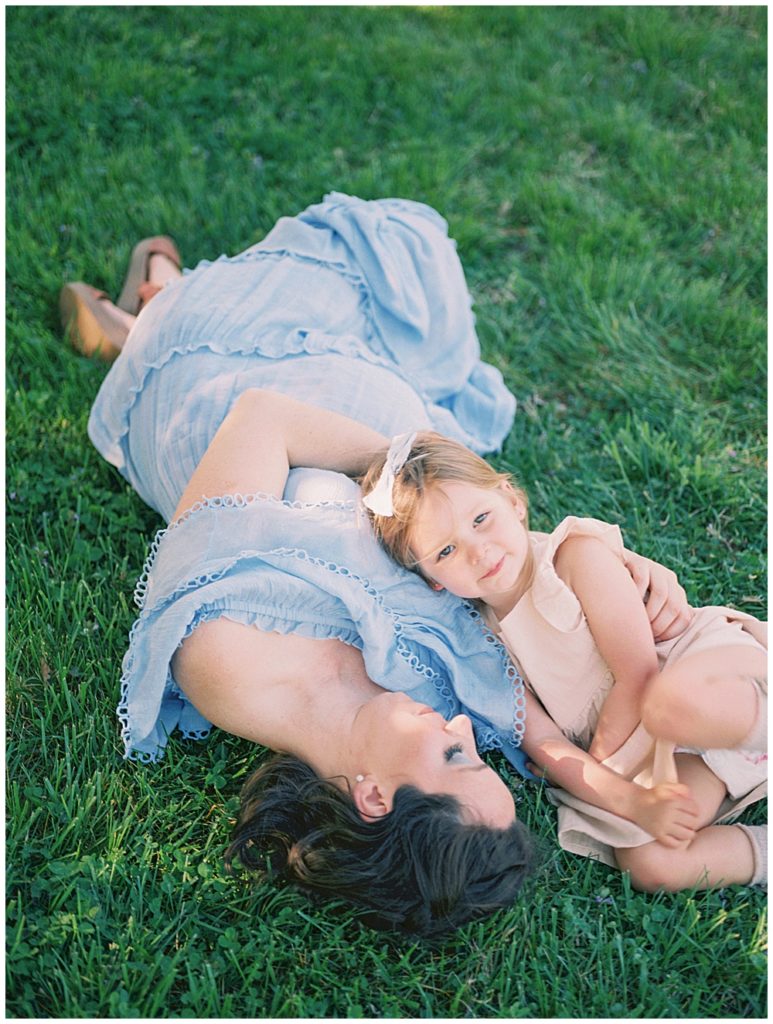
[7,5,767,1018]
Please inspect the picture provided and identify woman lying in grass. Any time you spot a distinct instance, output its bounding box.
[62,194,692,936]
[355,430,767,891]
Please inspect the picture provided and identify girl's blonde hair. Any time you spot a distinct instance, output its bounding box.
[360,431,528,577]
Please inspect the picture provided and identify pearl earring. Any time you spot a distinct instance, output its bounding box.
[356,774,364,783]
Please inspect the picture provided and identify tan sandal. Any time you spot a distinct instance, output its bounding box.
[59,282,127,361]
[116,235,181,315]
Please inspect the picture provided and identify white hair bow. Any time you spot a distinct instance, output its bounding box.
[361,432,417,517]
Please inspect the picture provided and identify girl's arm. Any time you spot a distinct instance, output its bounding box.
[622,549,693,641]
[554,534,661,763]
[521,691,698,846]
[173,389,388,520]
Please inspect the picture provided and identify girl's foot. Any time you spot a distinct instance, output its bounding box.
[116,235,182,315]
[59,282,135,361]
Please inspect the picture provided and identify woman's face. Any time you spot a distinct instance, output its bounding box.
[351,690,516,829]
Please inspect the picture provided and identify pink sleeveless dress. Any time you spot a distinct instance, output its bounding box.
[491,516,767,867]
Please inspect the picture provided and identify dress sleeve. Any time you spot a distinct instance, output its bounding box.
[529,516,626,632]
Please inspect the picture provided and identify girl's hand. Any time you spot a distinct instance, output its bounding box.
[631,782,698,847]
[622,551,694,642]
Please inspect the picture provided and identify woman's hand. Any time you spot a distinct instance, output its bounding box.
[623,551,694,641]
[630,782,698,847]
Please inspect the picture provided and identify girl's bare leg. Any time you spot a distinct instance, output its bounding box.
[627,655,767,891]
[642,645,767,750]
[617,823,756,891]
[616,754,756,889]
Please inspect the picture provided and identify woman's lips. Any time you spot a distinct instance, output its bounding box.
[480,556,504,581]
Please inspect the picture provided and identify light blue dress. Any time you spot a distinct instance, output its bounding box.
[89,193,528,770]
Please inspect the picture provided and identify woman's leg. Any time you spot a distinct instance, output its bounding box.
[117,235,183,313]
[59,283,137,359]
[61,245,184,359]
[616,754,757,890]
[642,645,767,750]
[137,253,182,307]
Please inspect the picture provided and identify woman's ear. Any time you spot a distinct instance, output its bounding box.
[352,777,391,821]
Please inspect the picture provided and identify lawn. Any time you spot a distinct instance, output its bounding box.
[6,6,767,1018]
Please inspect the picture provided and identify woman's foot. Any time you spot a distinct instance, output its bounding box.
[116,235,182,315]
[59,283,134,361]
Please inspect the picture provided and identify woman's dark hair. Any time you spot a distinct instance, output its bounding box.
[225,753,536,940]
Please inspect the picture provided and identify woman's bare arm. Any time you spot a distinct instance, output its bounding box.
[173,388,388,520]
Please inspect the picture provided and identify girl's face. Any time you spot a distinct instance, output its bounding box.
[352,690,516,828]
[410,480,531,618]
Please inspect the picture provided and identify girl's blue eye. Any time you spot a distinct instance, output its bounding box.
[474,512,489,526]
[436,544,454,562]
[444,743,464,762]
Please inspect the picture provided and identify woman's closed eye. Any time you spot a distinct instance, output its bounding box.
[444,742,465,762]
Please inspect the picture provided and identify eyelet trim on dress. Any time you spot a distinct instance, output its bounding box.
[107,326,478,494]
[465,601,527,750]
[103,244,392,471]
[132,490,360,609]
[120,492,465,760]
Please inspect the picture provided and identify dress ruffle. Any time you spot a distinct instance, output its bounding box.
[89,194,515,521]
[118,483,527,767]
[89,194,526,768]
[495,515,767,865]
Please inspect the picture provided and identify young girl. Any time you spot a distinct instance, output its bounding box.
[360,431,767,892]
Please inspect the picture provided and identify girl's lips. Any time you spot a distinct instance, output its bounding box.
[480,556,504,581]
